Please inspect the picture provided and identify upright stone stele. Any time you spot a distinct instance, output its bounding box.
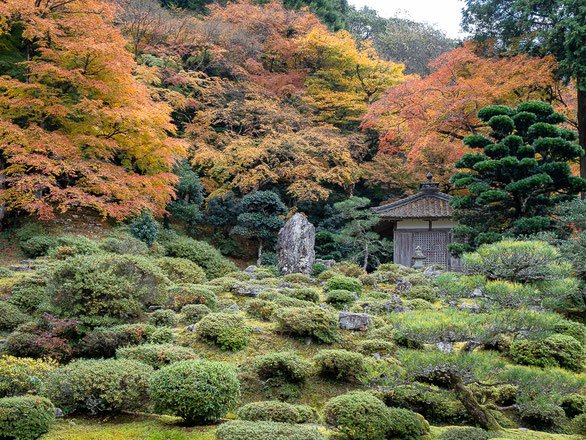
[276,213,315,275]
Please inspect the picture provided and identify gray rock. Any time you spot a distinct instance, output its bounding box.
[147,305,164,313]
[395,279,413,292]
[55,408,64,417]
[392,306,412,313]
[228,303,241,312]
[305,337,312,345]
[383,295,403,311]
[185,324,197,334]
[315,258,336,268]
[373,353,381,359]
[276,213,315,275]
[459,304,481,313]
[253,326,263,333]
[339,312,370,331]
[471,288,483,297]
[277,283,293,289]
[436,342,453,353]
[243,265,257,274]
[233,284,265,297]
[423,265,443,279]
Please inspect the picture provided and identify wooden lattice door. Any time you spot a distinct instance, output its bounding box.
[413,230,449,266]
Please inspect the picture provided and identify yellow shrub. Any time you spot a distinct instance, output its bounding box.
[0,355,58,397]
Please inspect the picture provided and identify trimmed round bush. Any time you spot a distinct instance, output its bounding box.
[252,352,312,385]
[402,285,436,302]
[282,273,313,284]
[325,289,356,309]
[274,307,339,344]
[286,288,320,303]
[162,236,236,279]
[8,273,48,313]
[148,326,174,344]
[0,301,29,331]
[245,299,277,321]
[313,349,368,382]
[324,391,390,440]
[46,254,170,319]
[0,355,57,398]
[167,284,217,311]
[509,334,584,372]
[215,420,326,440]
[403,299,435,310]
[325,275,363,294]
[81,323,157,358]
[0,396,55,439]
[19,236,58,258]
[438,427,497,440]
[149,359,240,424]
[116,343,197,369]
[385,407,430,440]
[560,393,586,418]
[237,401,300,424]
[196,313,253,351]
[0,267,13,278]
[358,339,397,357]
[181,304,212,323]
[99,236,149,255]
[571,413,586,436]
[54,235,99,255]
[312,263,326,277]
[147,309,179,327]
[46,359,153,414]
[155,257,207,284]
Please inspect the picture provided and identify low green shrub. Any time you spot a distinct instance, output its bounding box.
[147,326,174,344]
[518,401,566,432]
[0,396,55,440]
[258,291,314,309]
[313,350,368,382]
[82,324,159,358]
[215,420,326,440]
[0,301,29,331]
[47,254,170,319]
[147,309,179,327]
[8,273,48,313]
[312,263,326,277]
[149,359,240,424]
[99,236,149,255]
[167,284,217,311]
[162,236,236,279]
[509,334,584,372]
[19,236,58,258]
[571,413,586,436]
[385,407,430,440]
[324,391,390,440]
[293,404,321,424]
[286,288,320,303]
[0,267,13,278]
[155,257,207,284]
[437,427,498,440]
[0,355,57,398]
[560,393,586,418]
[282,273,312,284]
[325,275,363,294]
[237,401,300,424]
[130,211,159,246]
[196,313,253,351]
[46,359,153,414]
[274,307,339,344]
[116,343,197,368]
[245,299,277,321]
[54,235,100,255]
[358,339,396,356]
[555,320,586,344]
[325,289,356,309]
[403,299,435,310]
[402,285,436,302]
[251,352,312,385]
[181,304,211,323]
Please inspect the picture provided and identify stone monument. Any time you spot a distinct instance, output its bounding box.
[276,213,315,275]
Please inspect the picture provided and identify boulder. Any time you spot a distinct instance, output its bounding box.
[232,284,266,297]
[314,258,336,268]
[423,265,443,279]
[339,312,370,331]
[243,265,257,274]
[276,213,315,275]
[395,279,413,293]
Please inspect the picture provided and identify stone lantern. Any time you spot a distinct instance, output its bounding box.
[411,246,426,269]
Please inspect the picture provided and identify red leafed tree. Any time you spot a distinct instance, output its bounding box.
[0,0,185,221]
[362,42,576,188]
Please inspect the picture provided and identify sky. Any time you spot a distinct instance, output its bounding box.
[348,0,467,39]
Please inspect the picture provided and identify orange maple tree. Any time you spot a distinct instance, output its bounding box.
[0,0,184,220]
[362,42,576,188]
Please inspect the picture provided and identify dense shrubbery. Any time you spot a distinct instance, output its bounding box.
[147,309,179,327]
[509,334,584,372]
[149,360,240,424]
[285,287,320,303]
[438,427,497,440]
[325,276,363,294]
[358,339,396,356]
[571,413,586,436]
[237,400,318,424]
[325,289,356,308]
[47,254,170,319]
[215,420,327,440]
[313,350,368,382]
[0,396,55,439]
[46,359,153,414]
[274,307,340,343]
[181,304,212,323]
[155,257,207,284]
[8,273,48,313]
[162,236,236,279]
[19,236,58,258]
[81,323,170,358]
[252,352,312,385]
[196,313,253,351]
[130,211,159,246]
[167,284,217,311]
[0,355,57,398]
[116,344,197,369]
[560,393,586,418]
[0,301,29,331]
[99,235,149,255]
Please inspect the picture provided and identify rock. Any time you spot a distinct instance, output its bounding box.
[395,279,413,292]
[315,258,336,268]
[228,303,241,312]
[147,305,164,313]
[55,408,64,418]
[243,265,257,274]
[436,342,453,353]
[471,288,483,297]
[392,306,412,313]
[448,301,459,307]
[276,213,315,275]
[383,295,403,311]
[459,304,481,313]
[277,282,293,289]
[253,326,263,333]
[373,353,381,359]
[304,337,313,346]
[423,265,443,279]
[185,324,197,334]
[233,284,265,297]
[339,312,370,331]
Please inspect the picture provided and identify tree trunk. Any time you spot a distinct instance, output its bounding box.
[578,86,586,198]
[448,371,502,431]
[257,241,263,266]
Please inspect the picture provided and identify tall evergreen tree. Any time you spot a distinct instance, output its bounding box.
[449,101,586,256]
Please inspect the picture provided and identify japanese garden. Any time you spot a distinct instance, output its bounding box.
[0,0,584,439]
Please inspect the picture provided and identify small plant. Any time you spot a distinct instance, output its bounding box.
[166,284,217,310]
[325,275,363,294]
[0,396,55,439]
[237,401,301,424]
[147,309,179,327]
[116,344,197,369]
[155,257,207,284]
[438,427,498,440]
[196,313,253,351]
[251,352,312,385]
[313,349,368,382]
[19,236,58,258]
[312,262,326,277]
[358,339,397,357]
[0,301,29,331]
[325,289,356,309]
[274,307,340,344]
[46,359,153,414]
[181,304,211,323]
[130,211,159,246]
[215,420,326,440]
[148,359,240,424]
[571,413,586,436]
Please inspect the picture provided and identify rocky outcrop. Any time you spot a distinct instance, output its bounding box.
[276,213,315,275]
[339,312,370,331]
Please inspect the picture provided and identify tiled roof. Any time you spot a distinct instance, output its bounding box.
[373,174,453,219]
